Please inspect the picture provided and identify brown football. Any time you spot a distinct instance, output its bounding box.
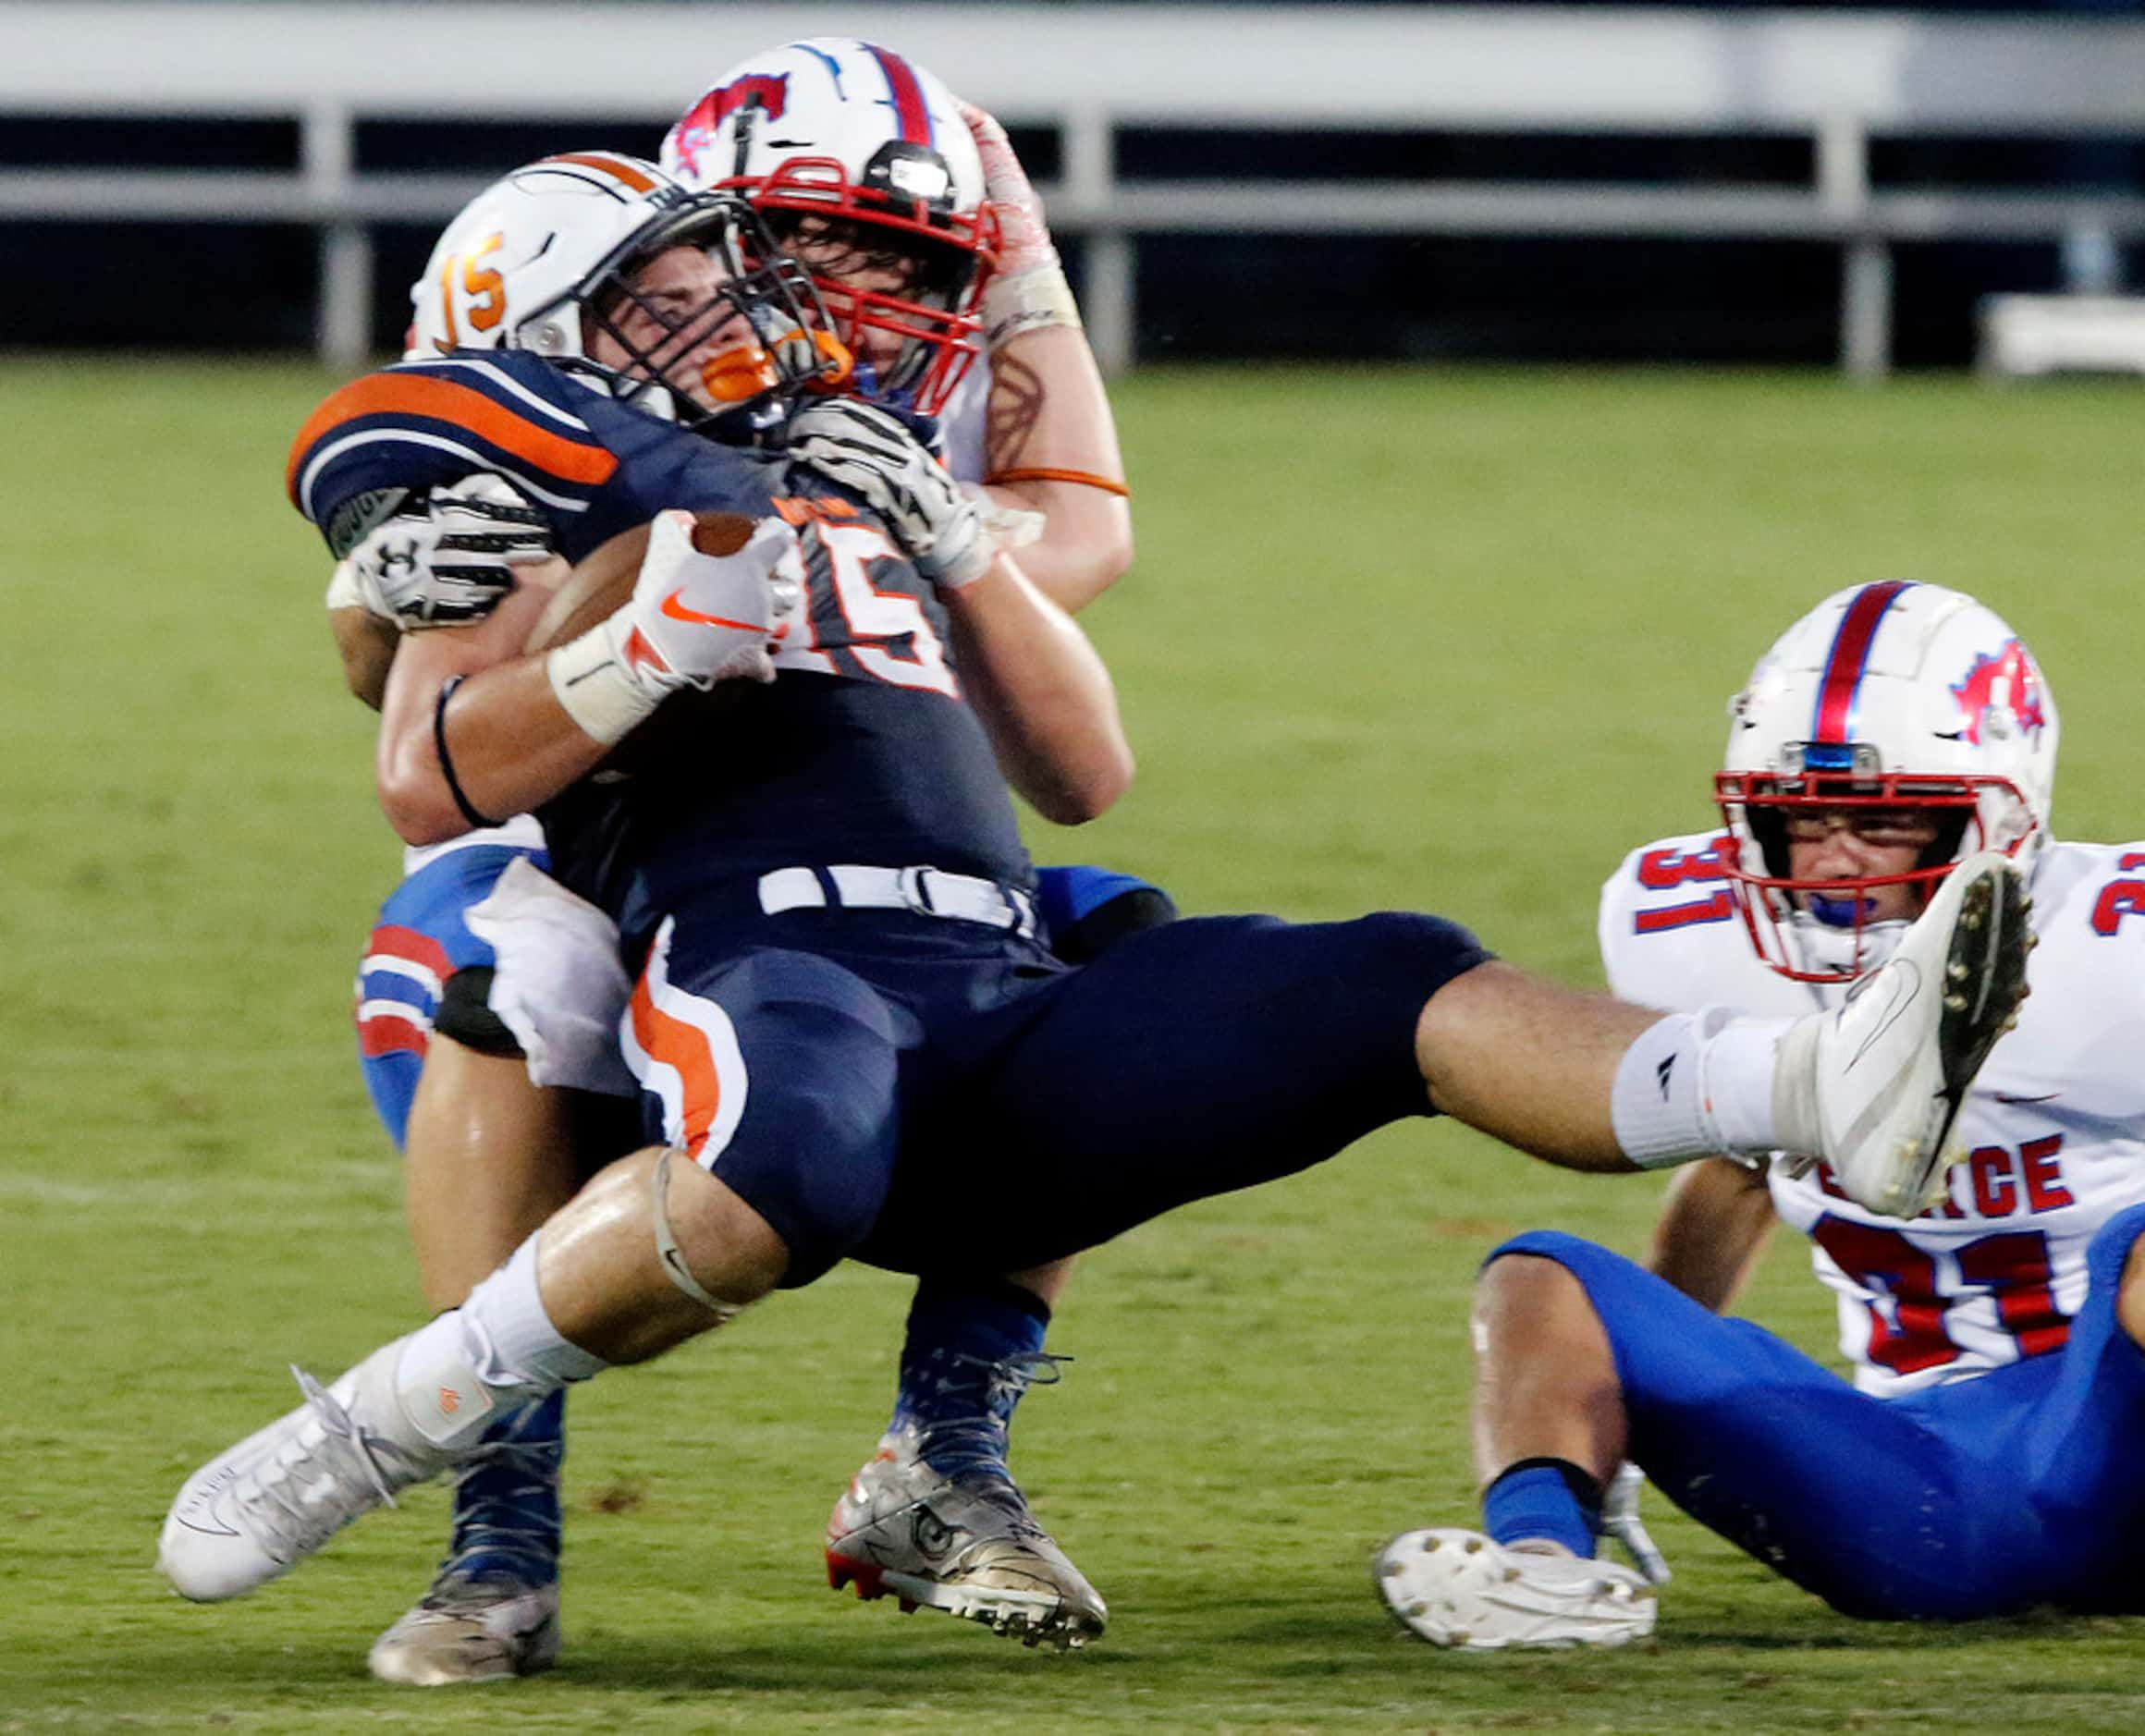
[525,510,762,775]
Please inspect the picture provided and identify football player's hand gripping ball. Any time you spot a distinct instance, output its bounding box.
[619,511,801,691]
[349,474,556,629]
[784,400,994,591]
[545,510,801,748]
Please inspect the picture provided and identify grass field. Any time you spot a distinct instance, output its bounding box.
[6,358,2145,1731]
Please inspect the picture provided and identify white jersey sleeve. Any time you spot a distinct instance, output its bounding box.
[1598,828,1810,1017]
[1602,831,2145,1399]
[938,356,991,485]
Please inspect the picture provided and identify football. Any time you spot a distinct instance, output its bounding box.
[524,509,763,773]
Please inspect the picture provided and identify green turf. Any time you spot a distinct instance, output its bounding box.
[5,358,2143,1730]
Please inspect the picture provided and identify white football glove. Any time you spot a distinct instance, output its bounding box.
[784,400,993,591]
[545,510,801,747]
[347,474,556,629]
[1600,1462,1672,1585]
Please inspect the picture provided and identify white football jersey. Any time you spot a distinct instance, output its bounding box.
[936,353,990,485]
[1600,831,2145,1397]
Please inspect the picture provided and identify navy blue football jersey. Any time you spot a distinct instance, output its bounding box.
[289,353,1032,940]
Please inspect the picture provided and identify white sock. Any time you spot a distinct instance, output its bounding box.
[1611,1009,1796,1166]
[393,1233,607,1451]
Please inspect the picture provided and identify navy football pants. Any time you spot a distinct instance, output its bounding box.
[627,908,1489,1283]
[1494,1204,2145,1619]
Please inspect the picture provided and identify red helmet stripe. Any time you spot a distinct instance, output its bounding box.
[864,43,933,145]
[1811,580,1914,744]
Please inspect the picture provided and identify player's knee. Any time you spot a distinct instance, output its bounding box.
[1477,1236,1606,1319]
[1479,1241,1587,1295]
[749,1084,893,1284]
[1344,910,1496,1011]
[632,1145,789,1307]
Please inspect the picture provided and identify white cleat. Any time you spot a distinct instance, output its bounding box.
[826,1425,1106,1650]
[1375,1530,1656,1651]
[159,1342,450,1603]
[369,1571,560,1685]
[1780,850,2030,1218]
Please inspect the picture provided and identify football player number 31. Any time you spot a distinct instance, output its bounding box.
[1633,839,1736,934]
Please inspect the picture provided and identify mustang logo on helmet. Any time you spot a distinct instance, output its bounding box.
[668,74,793,181]
[1951,641,2049,747]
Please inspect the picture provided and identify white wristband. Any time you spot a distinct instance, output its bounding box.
[545,617,662,748]
[982,263,1082,351]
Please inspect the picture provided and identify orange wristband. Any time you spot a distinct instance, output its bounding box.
[984,467,1130,498]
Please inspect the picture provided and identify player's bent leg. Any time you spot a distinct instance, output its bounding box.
[377,918,594,1681]
[161,1146,777,1605]
[840,863,1171,1650]
[1378,1251,1654,1650]
[357,842,582,1681]
[827,1274,1106,1649]
[1457,1232,2032,1621]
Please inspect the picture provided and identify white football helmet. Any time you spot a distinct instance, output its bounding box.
[1717,581,2057,982]
[406,150,843,421]
[661,39,999,414]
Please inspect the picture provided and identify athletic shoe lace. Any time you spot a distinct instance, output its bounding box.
[432,1414,564,1591]
[913,1351,1071,1489]
[233,1366,405,1565]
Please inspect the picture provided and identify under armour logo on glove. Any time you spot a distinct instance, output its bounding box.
[348,474,557,629]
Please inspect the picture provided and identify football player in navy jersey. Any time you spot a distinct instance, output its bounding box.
[164,152,2033,1666]
[328,73,1158,1679]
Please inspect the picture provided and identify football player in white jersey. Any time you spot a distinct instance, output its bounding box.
[325,42,1145,1683]
[1377,580,2145,1650]
[660,41,1146,1655]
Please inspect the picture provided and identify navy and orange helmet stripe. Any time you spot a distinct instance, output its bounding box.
[536,152,662,195]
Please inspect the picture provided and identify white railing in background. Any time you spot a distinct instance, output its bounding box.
[8,3,2145,375]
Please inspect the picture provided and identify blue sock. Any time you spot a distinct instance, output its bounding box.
[888,1276,1052,1483]
[446,1388,566,1583]
[1482,1460,1600,1559]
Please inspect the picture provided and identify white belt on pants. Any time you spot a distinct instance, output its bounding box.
[757,864,1037,938]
